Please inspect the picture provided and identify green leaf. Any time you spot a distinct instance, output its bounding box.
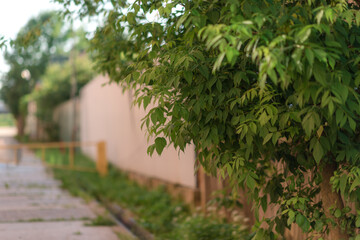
[356,217,360,228]
[279,113,290,129]
[305,48,314,66]
[350,178,360,192]
[259,111,270,126]
[315,9,324,24]
[176,14,188,30]
[348,117,356,131]
[339,174,347,197]
[313,62,326,85]
[271,132,280,145]
[127,12,136,25]
[336,84,349,103]
[314,220,323,232]
[234,72,244,86]
[226,163,233,177]
[336,109,343,125]
[147,144,155,156]
[328,100,334,116]
[313,140,324,164]
[302,113,315,137]
[263,133,273,145]
[155,137,167,155]
[288,210,295,225]
[261,197,267,212]
[253,228,265,240]
[231,116,240,125]
[295,27,311,43]
[213,52,225,73]
[156,108,166,124]
[246,175,256,190]
[356,11,360,26]
[355,72,360,86]
[249,122,257,133]
[316,125,324,138]
[334,209,341,218]
[183,71,193,84]
[226,47,238,64]
[205,111,215,124]
[151,111,158,124]
[296,214,310,232]
[199,65,209,79]
[295,213,304,224]
[143,96,151,110]
[267,68,278,84]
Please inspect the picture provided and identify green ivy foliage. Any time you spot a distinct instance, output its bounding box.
[55,0,360,239]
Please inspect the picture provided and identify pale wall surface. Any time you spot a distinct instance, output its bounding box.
[53,98,80,142]
[79,75,196,188]
[24,101,37,140]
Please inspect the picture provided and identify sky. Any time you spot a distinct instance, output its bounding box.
[0,0,100,76]
[0,0,63,74]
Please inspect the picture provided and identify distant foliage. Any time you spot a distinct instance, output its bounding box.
[24,55,94,140]
[1,11,70,126]
[1,10,92,137]
[0,114,15,127]
[56,0,360,239]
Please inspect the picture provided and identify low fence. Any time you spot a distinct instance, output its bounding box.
[0,141,108,176]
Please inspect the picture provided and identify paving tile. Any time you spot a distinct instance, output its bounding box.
[0,128,122,240]
[0,221,119,240]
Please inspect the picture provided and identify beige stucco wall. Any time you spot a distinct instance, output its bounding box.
[79,75,196,188]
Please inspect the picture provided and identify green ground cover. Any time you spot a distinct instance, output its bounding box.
[0,114,15,126]
[36,149,250,240]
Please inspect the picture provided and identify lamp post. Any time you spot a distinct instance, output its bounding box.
[70,21,78,142]
[70,46,77,142]
[16,69,31,163]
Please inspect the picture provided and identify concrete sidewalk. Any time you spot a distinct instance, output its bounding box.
[0,127,129,240]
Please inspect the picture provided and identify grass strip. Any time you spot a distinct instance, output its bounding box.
[36,148,250,240]
[0,113,15,127]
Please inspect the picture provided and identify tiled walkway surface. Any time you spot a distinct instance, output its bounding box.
[0,127,122,240]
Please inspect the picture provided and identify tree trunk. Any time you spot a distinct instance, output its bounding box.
[16,115,25,137]
[320,163,348,240]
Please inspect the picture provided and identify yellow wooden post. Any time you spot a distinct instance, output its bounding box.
[14,146,18,165]
[96,141,107,176]
[41,147,46,164]
[69,146,74,169]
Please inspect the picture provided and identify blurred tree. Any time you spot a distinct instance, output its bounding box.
[0,11,88,136]
[25,54,94,140]
[1,11,68,136]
